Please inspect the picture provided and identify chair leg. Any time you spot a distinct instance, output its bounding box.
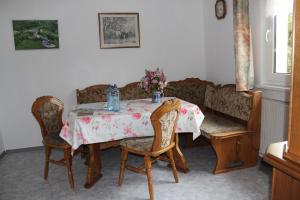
[167,149,179,183]
[64,148,74,189]
[144,156,154,200]
[44,146,51,180]
[118,149,128,186]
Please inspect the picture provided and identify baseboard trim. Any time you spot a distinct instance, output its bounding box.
[6,146,44,154]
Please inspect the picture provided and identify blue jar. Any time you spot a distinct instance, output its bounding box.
[106,85,113,111]
[111,84,120,112]
[152,91,161,103]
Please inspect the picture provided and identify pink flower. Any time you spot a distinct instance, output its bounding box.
[76,131,84,140]
[83,138,89,144]
[180,108,187,115]
[62,124,70,138]
[144,108,151,112]
[132,113,141,119]
[101,114,112,122]
[176,126,182,132]
[81,116,91,124]
[152,79,158,84]
[123,127,137,137]
[127,108,134,112]
[195,107,201,115]
[140,68,167,93]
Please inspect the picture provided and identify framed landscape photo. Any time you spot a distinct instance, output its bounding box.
[12,20,59,50]
[98,13,140,49]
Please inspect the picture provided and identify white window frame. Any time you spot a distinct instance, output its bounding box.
[262,0,292,88]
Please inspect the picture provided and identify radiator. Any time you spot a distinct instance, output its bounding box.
[259,98,289,156]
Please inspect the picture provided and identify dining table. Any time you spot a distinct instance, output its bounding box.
[60,97,205,188]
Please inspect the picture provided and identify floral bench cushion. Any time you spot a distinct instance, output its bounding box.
[200,112,247,139]
[204,85,252,121]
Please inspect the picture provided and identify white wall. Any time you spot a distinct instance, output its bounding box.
[203,0,235,84]
[0,129,5,154]
[202,0,268,86]
[0,0,206,150]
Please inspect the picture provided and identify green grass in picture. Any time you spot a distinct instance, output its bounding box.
[13,20,59,50]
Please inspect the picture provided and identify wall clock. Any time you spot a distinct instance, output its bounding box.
[215,0,227,20]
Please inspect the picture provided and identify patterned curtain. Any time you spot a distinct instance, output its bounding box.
[233,0,254,91]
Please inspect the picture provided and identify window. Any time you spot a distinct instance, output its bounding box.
[273,6,293,74]
[263,0,293,87]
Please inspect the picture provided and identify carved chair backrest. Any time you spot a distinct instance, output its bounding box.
[150,99,181,152]
[31,96,64,138]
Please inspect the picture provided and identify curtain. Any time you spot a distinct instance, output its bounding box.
[233,0,254,91]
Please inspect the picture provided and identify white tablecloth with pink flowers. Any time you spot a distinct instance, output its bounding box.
[60,98,205,152]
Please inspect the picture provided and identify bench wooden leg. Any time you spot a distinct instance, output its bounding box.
[211,134,258,174]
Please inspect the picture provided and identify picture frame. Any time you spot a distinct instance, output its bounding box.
[98,13,140,49]
[12,20,59,50]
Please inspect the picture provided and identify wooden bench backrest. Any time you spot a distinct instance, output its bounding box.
[76,82,151,104]
[76,84,108,104]
[76,78,213,106]
[204,84,252,121]
[119,82,150,100]
[164,78,214,108]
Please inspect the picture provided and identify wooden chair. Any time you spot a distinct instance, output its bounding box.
[118,99,181,200]
[31,96,74,189]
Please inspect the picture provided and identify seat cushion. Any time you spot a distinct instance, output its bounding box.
[120,137,154,152]
[200,112,246,139]
[43,133,70,148]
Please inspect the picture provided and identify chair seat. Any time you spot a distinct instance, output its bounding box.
[43,133,70,148]
[120,137,154,152]
[200,112,246,139]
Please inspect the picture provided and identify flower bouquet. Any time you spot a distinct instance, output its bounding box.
[139,68,167,103]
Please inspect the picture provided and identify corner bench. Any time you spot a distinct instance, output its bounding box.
[76,78,262,174]
[200,84,262,174]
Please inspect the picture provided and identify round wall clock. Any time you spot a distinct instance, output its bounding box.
[215,0,227,20]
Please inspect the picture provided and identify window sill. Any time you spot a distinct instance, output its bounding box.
[256,84,290,102]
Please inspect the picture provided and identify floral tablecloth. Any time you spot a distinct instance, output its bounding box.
[60,98,205,152]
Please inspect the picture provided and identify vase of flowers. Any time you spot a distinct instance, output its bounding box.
[139,68,167,103]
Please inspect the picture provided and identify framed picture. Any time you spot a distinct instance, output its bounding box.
[98,13,140,49]
[12,20,59,50]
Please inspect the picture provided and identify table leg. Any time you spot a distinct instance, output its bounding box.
[172,134,189,173]
[84,143,102,188]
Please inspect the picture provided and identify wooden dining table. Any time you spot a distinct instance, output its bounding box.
[60,97,205,188]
